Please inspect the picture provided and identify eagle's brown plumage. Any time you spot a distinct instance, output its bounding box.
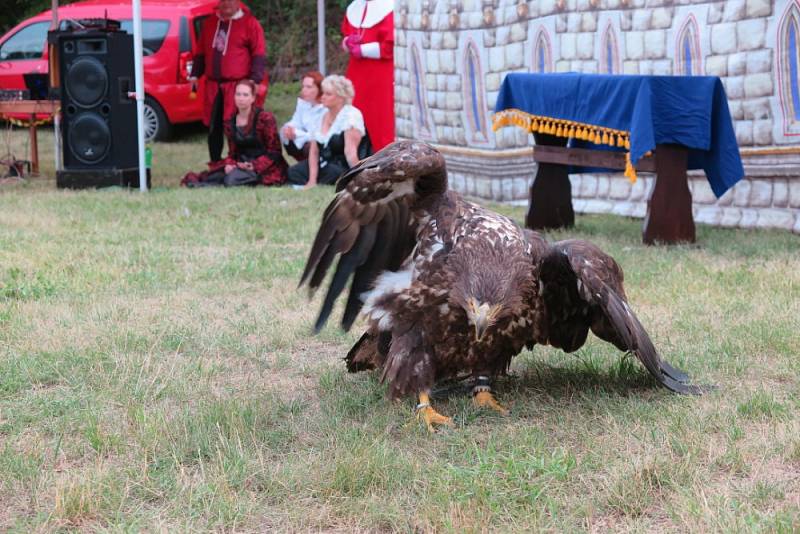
[300,141,703,427]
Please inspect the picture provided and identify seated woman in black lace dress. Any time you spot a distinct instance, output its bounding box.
[182,79,287,187]
[287,75,371,188]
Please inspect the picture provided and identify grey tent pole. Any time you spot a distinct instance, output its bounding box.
[317,0,326,75]
[132,0,147,191]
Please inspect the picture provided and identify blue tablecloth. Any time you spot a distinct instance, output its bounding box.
[494,73,744,197]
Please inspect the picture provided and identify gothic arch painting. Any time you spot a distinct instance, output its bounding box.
[532,27,553,74]
[600,23,620,74]
[675,15,701,75]
[463,39,488,143]
[777,1,800,136]
[410,43,431,138]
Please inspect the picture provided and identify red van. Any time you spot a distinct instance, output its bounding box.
[0,0,216,140]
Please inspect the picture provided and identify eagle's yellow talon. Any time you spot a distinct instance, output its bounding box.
[416,393,454,432]
[417,407,454,432]
[473,390,510,415]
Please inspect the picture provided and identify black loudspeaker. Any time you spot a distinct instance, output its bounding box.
[50,26,145,188]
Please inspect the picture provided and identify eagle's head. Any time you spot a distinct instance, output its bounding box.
[450,241,528,342]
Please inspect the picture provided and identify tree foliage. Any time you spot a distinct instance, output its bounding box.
[0,0,51,34]
[256,0,349,80]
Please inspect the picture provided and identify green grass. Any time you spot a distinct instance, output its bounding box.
[1,117,800,530]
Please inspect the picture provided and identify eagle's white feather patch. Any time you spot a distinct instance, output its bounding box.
[377,312,394,330]
[361,268,414,314]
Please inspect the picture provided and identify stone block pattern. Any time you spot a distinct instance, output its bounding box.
[440,147,534,203]
[395,0,799,233]
[396,0,785,149]
[569,172,799,233]
[438,150,799,233]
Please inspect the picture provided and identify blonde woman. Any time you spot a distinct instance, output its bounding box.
[287,74,372,189]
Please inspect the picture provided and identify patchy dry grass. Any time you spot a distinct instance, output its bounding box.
[1,146,799,531]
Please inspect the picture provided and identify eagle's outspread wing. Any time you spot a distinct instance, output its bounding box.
[536,238,704,394]
[299,140,448,332]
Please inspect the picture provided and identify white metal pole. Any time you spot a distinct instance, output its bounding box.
[317,0,326,75]
[132,0,147,191]
[53,112,61,171]
[51,0,61,171]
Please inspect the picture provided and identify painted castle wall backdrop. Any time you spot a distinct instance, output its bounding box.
[394,0,800,233]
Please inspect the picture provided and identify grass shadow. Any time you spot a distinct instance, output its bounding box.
[415,354,673,407]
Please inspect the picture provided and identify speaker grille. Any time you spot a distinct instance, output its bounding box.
[68,113,111,164]
[65,56,109,108]
[53,29,138,173]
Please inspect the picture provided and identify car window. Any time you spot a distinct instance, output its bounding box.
[119,20,170,56]
[0,22,49,61]
[193,15,209,46]
[178,16,191,53]
[56,19,170,56]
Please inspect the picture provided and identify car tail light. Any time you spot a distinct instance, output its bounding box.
[177,51,192,83]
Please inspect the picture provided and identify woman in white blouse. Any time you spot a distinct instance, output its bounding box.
[287,75,372,189]
[280,71,326,160]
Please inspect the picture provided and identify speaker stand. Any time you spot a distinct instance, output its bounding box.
[56,168,151,189]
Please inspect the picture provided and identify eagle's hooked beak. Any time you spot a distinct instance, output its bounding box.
[473,302,493,341]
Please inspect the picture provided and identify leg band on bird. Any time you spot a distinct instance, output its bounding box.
[471,376,510,415]
[471,375,492,396]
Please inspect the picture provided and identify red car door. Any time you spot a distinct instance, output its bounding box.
[0,20,50,94]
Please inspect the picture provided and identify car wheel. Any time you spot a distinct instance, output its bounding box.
[143,97,172,141]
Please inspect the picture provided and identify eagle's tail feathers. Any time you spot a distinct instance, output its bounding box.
[345,331,383,372]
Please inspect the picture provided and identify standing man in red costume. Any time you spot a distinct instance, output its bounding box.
[341,0,395,151]
[191,0,267,163]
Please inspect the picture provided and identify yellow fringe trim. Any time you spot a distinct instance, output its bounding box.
[624,152,637,183]
[492,108,638,183]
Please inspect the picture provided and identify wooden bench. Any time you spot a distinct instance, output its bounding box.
[528,133,695,245]
[0,99,60,175]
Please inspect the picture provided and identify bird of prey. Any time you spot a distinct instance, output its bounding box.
[299,141,702,431]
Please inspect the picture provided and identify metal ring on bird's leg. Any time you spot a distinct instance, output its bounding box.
[472,375,492,396]
[415,402,431,412]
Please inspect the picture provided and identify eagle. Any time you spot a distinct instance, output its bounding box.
[299,141,703,431]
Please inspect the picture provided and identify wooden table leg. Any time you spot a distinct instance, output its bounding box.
[28,114,39,174]
[642,144,696,245]
[527,133,575,230]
